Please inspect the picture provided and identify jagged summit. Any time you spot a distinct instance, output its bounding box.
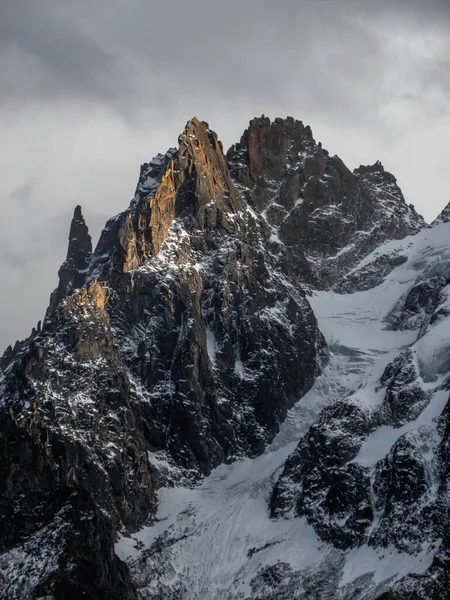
[91,117,240,277]
[354,159,387,174]
[0,115,329,599]
[175,116,239,220]
[227,115,316,188]
[67,205,92,263]
[354,160,406,201]
[54,116,425,292]
[46,205,93,315]
[228,116,425,288]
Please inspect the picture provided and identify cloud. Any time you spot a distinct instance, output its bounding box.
[11,179,35,205]
[0,1,134,111]
[0,1,409,115]
[1,0,450,350]
[2,0,450,131]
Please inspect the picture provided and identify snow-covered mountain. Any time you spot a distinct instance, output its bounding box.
[1,116,448,600]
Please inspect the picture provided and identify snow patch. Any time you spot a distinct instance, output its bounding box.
[206,328,217,367]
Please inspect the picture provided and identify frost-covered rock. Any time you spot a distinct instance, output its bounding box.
[270,398,375,549]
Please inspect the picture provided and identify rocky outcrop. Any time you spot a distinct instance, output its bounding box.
[227,118,425,288]
[270,397,375,549]
[93,118,240,278]
[390,276,450,335]
[0,276,152,598]
[334,253,408,294]
[270,345,442,554]
[47,205,92,313]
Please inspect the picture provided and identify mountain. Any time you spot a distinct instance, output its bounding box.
[0,115,447,600]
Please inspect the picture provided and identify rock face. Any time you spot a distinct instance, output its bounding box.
[0,114,443,600]
[92,118,240,279]
[48,205,93,313]
[228,118,425,288]
[0,277,152,598]
[270,347,438,552]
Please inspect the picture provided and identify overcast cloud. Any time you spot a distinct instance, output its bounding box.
[1,0,450,351]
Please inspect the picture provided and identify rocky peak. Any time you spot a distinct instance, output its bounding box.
[354,159,388,176]
[46,206,93,315]
[0,114,437,600]
[0,115,330,597]
[227,115,316,204]
[93,118,240,275]
[227,119,425,288]
[354,161,406,203]
[432,200,450,225]
[176,117,239,225]
[66,205,92,266]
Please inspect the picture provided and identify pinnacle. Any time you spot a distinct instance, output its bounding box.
[183,116,210,136]
[67,204,92,262]
[354,161,386,175]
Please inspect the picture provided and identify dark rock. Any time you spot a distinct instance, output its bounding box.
[379,350,431,426]
[390,276,449,334]
[334,253,408,294]
[270,399,374,549]
[271,343,440,555]
[371,432,436,552]
[47,206,92,315]
[227,117,425,289]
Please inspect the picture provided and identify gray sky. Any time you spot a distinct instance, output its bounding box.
[2,0,450,351]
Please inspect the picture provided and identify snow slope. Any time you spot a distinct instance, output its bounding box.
[115,222,450,599]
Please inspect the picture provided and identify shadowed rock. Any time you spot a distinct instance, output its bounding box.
[47,205,92,314]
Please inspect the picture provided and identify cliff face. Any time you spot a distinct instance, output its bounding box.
[0,115,441,600]
[228,116,425,288]
[91,118,240,279]
[80,117,326,474]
